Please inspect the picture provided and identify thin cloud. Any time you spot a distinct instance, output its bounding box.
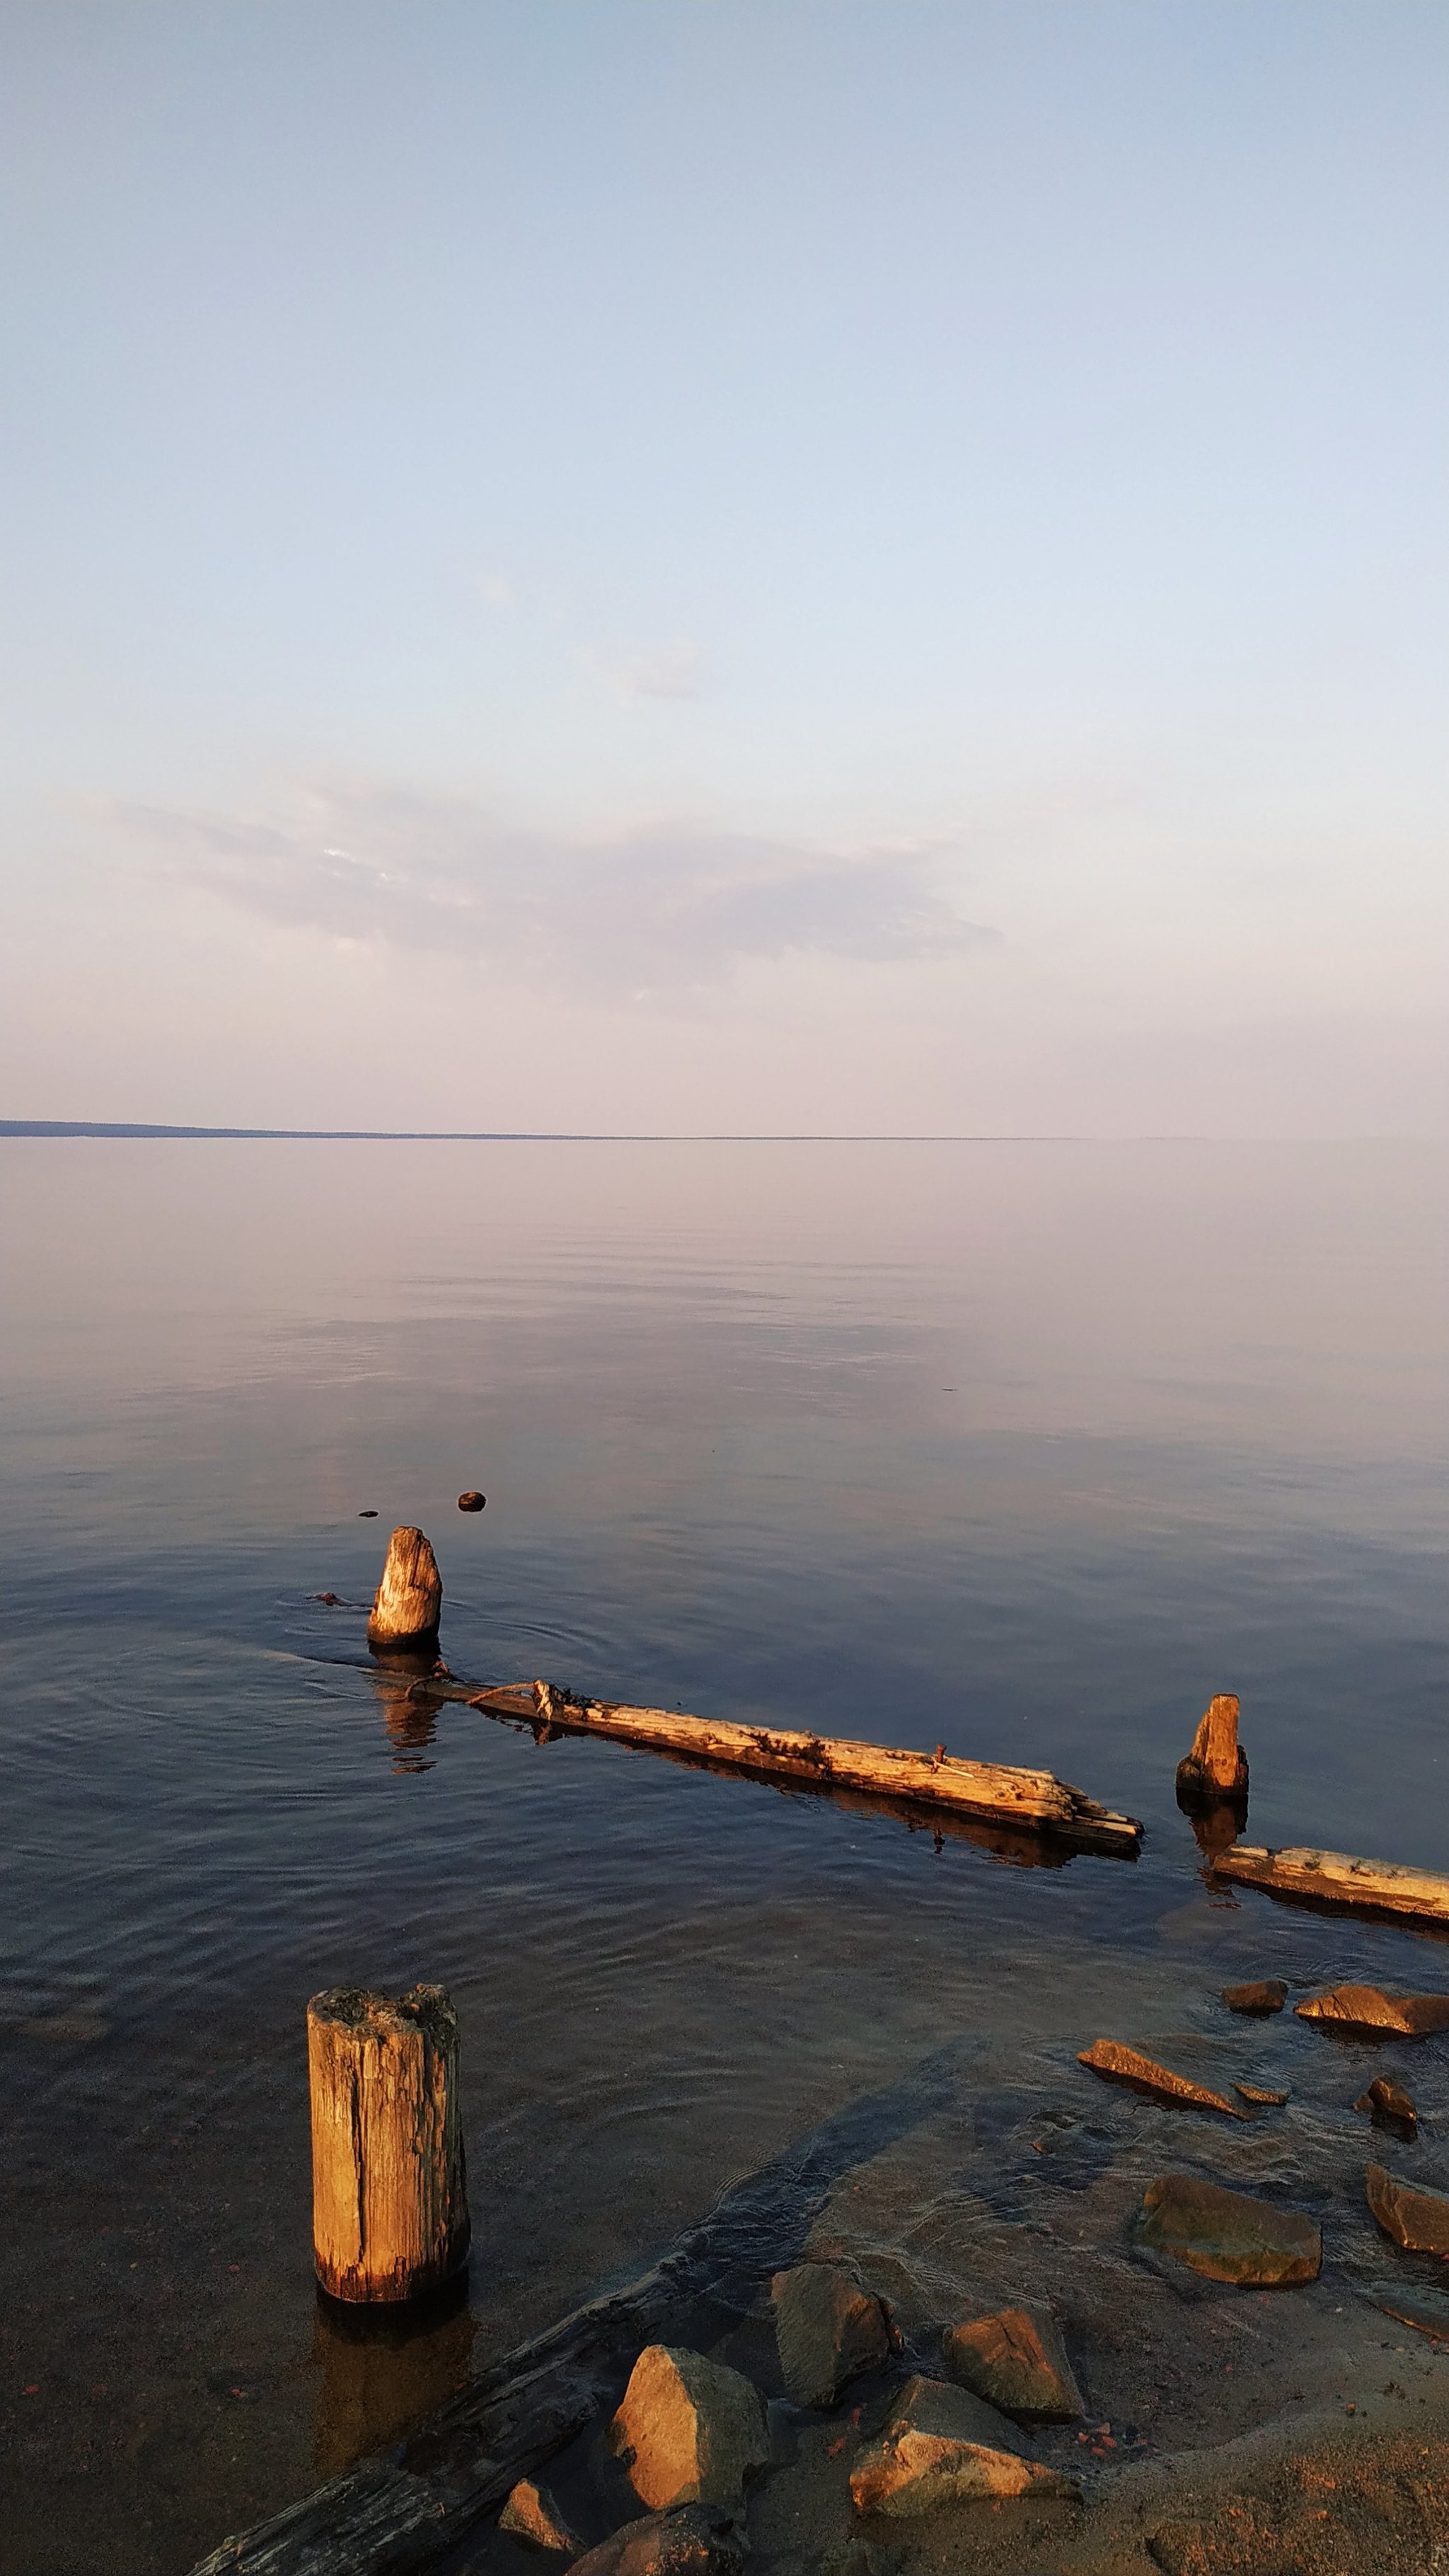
[118,788,997,991]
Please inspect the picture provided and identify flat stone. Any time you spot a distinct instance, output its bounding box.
[1377,2286,1449,2341]
[940,2304,1083,2423]
[610,2347,770,2511]
[1356,2076,1417,2130]
[567,2506,746,2576]
[771,2260,891,2409]
[1366,2162,1449,2256]
[1234,2083,1289,2106]
[849,2373,1081,2516]
[1138,2173,1321,2285]
[1221,1980,1287,2015]
[500,2479,582,2554]
[1295,1984,1449,2038]
[1078,2038,1249,2120]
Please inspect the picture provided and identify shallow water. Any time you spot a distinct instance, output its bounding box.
[1,1139,1444,2571]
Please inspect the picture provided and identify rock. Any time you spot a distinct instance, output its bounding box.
[458,1491,487,1513]
[358,1509,379,1518]
[567,2505,746,2576]
[1377,2286,1449,2341]
[1235,2082,1290,2107]
[1356,2075,1417,2134]
[1366,2162,1449,2256]
[1295,1984,1449,2038]
[1146,2522,1209,2576]
[1078,2038,1249,2120]
[500,2479,582,2554]
[367,1525,442,1648]
[610,2347,770,2510]
[1175,1694,1248,1800]
[1221,1980,1287,2015]
[771,2260,892,2409]
[1138,2173,1321,2285]
[849,2374,1081,2516]
[941,2303,1083,2422]
[314,1592,344,1605]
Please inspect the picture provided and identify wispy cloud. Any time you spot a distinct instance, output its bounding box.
[118,787,995,991]
[613,637,708,701]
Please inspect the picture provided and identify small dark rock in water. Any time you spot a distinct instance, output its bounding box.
[567,2507,745,2576]
[771,2258,891,2408]
[1356,2074,1417,2135]
[1222,1979,1288,2015]
[358,1509,379,1518]
[458,1490,487,1513]
[314,1592,343,1606]
[1366,2161,1449,2254]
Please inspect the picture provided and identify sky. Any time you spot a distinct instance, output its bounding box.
[1,0,1445,1135]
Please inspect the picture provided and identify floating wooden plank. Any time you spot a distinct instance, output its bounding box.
[463,1680,1143,1854]
[1211,1844,1449,1927]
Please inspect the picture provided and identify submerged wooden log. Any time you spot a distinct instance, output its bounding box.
[463,1680,1142,1852]
[308,1986,470,2303]
[368,1527,442,1650]
[189,2036,966,2575]
[1175,1692,1248,1801]
[1211,1844,1449,1927]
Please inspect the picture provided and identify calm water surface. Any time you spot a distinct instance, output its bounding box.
[1,1140,1444,2570]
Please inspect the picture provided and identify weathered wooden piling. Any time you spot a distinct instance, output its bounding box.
[1175,1692,1248,1802]
[307,1985,470,2303]
[366,1526,442,1650]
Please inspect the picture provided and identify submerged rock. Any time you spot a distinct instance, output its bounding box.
[610,2346,770,2511]
[1295,1985,1449,2038]
[1221,1980,1287,2016]
[1078,2038,1249,2120]
[1138,2173,1321,2285]
[567,2506,745,2576]
[1356,2075,1417,2135]
[849,2374,1081,2515]
[941,2304,1083,2422]
[1234,2082,1290,2107]
[1377,2286,1449,2341]
[500,2478,581,2554]
[1366,2162,1449,2256]
[771,2260,891,2409]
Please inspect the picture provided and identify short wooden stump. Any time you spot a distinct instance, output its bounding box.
[307,1983,471,2303]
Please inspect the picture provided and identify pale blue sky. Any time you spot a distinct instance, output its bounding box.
[1,0,1444,1131]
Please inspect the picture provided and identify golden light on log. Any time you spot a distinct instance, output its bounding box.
[307,1985,470,2304]
[366,1526,442,1650]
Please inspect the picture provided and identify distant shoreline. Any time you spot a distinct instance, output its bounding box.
[0,1121,1100,1142]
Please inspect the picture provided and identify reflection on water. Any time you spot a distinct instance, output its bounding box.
[371,1653,449,1774]
[311,2277,476,2480]
[0,1140,1445,2573]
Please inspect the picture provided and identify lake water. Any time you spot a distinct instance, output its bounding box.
[1,1138,1445,2572]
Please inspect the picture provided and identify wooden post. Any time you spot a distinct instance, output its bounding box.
[366,1526,441,1650]
[1175,1692,1248,1802]
[308,1985,470,2303]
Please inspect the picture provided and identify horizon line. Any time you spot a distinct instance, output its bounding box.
[0,1120,1428,1145]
